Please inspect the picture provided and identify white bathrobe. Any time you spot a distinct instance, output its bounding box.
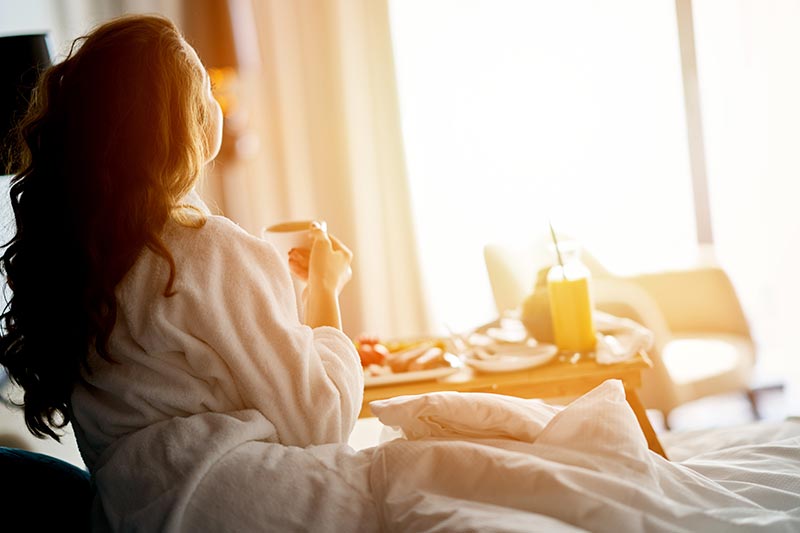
[70,211,376,532]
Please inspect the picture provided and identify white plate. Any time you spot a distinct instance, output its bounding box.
[364,357,462,388]
[464,344,558,373]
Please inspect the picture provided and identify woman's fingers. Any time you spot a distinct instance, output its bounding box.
[309,224,332,251]
[310,220,328,233]
[308,221,350,256]
[305,222,353,294]
[289,247,310,266]
[289,247,310,281]
[327,233,353,261]
[289,263,308,280]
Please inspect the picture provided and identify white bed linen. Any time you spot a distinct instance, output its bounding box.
[368,380,800,532]
[88,377,800,532]
[661,419,800,461]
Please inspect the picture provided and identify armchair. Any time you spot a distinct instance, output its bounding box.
[484,241,765,426]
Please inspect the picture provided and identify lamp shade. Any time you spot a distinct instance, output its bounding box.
[0,33,52,173]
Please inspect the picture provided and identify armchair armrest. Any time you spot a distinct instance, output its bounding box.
[623,267,752,338]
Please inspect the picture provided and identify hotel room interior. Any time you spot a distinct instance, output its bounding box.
[1,0,799,530]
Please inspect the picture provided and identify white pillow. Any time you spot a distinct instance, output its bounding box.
[533,378,650,464]
[369,391,562,442]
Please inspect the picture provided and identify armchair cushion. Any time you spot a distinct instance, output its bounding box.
[663,333,755,402]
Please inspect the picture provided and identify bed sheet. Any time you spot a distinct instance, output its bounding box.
[366,382,800,532]
[660,418,800,461]
[94,382,800,532]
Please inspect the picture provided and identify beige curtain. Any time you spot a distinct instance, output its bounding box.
[198,0,431,339]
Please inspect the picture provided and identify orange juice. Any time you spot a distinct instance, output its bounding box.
[547,267,597,353]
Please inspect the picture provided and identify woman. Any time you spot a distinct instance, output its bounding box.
[0,15,374,531]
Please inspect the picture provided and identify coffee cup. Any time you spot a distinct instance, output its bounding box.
[262,220,327,320]
[262,220,322,257]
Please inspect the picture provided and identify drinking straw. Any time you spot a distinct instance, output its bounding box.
[549,221,565,270]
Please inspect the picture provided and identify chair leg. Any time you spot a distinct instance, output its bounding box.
[745,389,761,420]
[745,382,785,421]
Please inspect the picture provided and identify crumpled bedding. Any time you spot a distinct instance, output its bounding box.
[368,380,800,532]
[95,379,799,532]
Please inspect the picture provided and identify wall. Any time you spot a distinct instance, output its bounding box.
[0,0,183,58]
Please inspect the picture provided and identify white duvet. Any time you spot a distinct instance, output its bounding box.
[368,380,800,532]
[91,380,799,532]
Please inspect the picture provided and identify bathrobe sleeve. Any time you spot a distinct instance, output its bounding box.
[153,216,363,447]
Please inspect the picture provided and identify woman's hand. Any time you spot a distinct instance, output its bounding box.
[289,222,353,294]
[306,222,352,295]
[296,221,353,329]
[288,247,311,281]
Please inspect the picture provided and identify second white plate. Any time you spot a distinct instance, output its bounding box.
[464,344,558,373]
[364,365,460,388]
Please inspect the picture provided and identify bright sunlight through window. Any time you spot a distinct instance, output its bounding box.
[389,0,696,332]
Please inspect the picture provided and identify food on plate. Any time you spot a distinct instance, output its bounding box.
[355,335,390,367]
[385,342,436,372]
[383,337,448,354]
[407,347,446,371]
[355,336,453,376]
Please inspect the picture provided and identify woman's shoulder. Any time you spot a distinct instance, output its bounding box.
[164,214,278,263]
[117,214,294,323]
[163,191,272,258]
[123,214,286,297]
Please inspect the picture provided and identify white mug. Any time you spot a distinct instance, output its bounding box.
[262,220,326,319]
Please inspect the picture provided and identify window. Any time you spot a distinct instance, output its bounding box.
[693,0,800,372]
[390,0,696,331]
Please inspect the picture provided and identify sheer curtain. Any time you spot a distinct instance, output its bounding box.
[692,0,800,379]
[204,0,431,338]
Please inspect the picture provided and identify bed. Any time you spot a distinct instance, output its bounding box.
[72,379,793,532]
[330,380,799,532]
[2,378,798,532]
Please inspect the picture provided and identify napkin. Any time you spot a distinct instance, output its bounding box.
[593,311,654,364]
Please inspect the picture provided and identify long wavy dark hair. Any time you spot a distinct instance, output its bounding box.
[0,15,217,440]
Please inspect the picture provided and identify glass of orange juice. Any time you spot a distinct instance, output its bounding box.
[547,242,597,358]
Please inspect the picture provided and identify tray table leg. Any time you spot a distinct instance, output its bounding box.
[625,386,668,459]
